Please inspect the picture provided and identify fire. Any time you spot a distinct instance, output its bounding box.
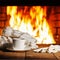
[7,6,56,44]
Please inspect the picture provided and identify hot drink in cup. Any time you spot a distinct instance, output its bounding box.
[13,39,31,50]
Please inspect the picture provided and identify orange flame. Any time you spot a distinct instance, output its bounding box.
[7,6,56,44]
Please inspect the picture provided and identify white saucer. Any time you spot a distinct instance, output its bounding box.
[7,47,31,52]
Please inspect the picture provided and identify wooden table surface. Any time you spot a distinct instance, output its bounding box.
[0,49,60,60]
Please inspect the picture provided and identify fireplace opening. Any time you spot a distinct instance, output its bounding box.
[0,6,60,44]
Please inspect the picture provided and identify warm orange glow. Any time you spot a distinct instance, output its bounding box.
[7,6,56,44]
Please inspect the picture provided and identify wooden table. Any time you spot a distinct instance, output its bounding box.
[0,49,60,60]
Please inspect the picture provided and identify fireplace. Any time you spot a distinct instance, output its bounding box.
[0,6,60,44]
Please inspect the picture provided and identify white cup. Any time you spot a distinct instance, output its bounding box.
[13,39,30,50]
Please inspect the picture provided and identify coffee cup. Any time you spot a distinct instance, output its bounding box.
[13,39,31,50]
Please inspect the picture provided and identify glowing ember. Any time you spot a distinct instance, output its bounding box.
[7,6,56,44]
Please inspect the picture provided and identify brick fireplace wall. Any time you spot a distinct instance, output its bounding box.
[0,6,7,35]
[47,6,60,44]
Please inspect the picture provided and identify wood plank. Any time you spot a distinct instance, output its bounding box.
[54,52,60,60]
[0,50,25,59]
[25,50,57,60]
[0,50,59,60]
